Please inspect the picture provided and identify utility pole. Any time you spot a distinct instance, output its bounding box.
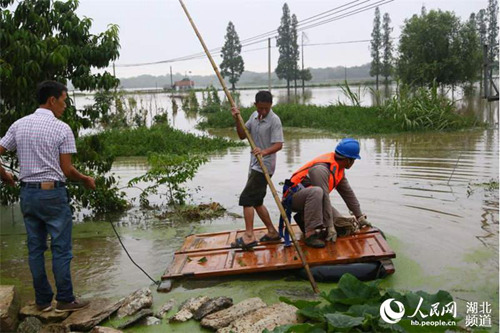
[301,32,305,93]
[170,66,173,90]
[483,44,489,99]
[344,66,347,82]
[482,44,499,101]
[268,38,271,92]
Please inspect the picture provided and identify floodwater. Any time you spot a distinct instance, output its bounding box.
[1,86,498,332]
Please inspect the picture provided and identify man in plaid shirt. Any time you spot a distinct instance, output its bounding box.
[0,81,95,313]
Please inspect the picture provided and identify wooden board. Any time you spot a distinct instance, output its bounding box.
[177,225,379,254]
[162,228,395,280]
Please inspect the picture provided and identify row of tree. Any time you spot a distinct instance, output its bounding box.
[370,8,393,89]
[219,3,312,93]
[370,0,499,89]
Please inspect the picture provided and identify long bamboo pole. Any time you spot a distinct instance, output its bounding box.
[178,0,319,294]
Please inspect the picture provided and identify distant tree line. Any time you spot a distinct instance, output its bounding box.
[370,0,499,90]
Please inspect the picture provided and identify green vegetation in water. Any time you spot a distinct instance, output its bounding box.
[381,82,478,131]
[266,274,461,333]
[477,180,499,191]
[94,123,243,157]
[128,154,207,207]
[467,178,499,197]
[199,104,392,134]
[157,202,227,221]
[199,86,478,134]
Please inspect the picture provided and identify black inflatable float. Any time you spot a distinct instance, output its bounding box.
[297,260,392,282]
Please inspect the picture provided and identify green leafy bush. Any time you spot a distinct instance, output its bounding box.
[380,83,476,131]
[266,274,460,333]
[200,85,223,113]
[128,154,207,207]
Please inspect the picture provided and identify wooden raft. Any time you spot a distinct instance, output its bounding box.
[162,225,395,280]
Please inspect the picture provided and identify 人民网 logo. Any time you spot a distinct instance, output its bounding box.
[380,298,405,324]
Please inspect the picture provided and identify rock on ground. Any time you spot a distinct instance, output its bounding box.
[155,299,175,319]
[19,302,69,323]
[90,326,124,333]
[62,298,124,331]
[116,288,152,318]
[140,316,161,326]
[0,285,20,332]
[194,297,233,321]
[218,302,301,333]
[168,308,193,323]
[156,280,172,293]
[116,309,153,329]
[40,323,70,333]
[17,317,43,333]
[200,297,267,330]
[169,296,210,323]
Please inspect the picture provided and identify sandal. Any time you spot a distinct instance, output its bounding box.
[230,237,258,250]
[259,234,281,242]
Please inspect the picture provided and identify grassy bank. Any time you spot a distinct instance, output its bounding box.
[91,123,244,157]
[198,102,478,135]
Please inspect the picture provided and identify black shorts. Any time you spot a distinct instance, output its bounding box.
[239,170,270,207]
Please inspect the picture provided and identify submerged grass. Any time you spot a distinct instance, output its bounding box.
[199,104,399,135]
[381,83,477,131]
[93,123,244,157]
[157,202,227,222]
[199,85,479,134]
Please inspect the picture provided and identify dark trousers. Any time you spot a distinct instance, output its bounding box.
[20,187,75,305]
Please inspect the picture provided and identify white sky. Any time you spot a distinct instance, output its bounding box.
[75,0,489,78]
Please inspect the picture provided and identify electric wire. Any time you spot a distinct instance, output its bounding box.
[128,0,367,65]
[108,220,161,286]
[116,0,394,68]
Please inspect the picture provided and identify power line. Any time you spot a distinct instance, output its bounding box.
[116,0,394,68]
[306,39,371,46]
[297,0,393,32]
[232,0,367,45]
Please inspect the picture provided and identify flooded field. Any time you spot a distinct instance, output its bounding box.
[1,86,498,331]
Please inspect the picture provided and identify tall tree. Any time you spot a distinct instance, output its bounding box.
[300,69,312,83]
[381,12,393,85]
[276,3,293,94]
[487,0,499,62]
[0,0,126,212]
[220,21,244,92]
[291,14,300,93]
[477,9,488,47]
[421,5,427,16]
[459,14,482,89]
[370,7,382,90]
[398,10,463,87]
[476,9,488,90]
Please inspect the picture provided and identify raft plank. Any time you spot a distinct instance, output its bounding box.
[178,225,378,253]
[162,231,394,280]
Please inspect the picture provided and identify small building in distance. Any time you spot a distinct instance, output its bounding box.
[173,78,195,91]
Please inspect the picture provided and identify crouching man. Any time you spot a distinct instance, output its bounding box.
[284,138,370,248]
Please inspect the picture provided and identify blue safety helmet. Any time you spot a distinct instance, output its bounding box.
[335,138,361,159]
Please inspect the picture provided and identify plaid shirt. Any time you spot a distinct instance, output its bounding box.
[0,108,77,182]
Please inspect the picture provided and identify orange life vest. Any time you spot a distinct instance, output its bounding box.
[288,152,344,194]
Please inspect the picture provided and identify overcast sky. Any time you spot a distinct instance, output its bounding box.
[75,0,488,78]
